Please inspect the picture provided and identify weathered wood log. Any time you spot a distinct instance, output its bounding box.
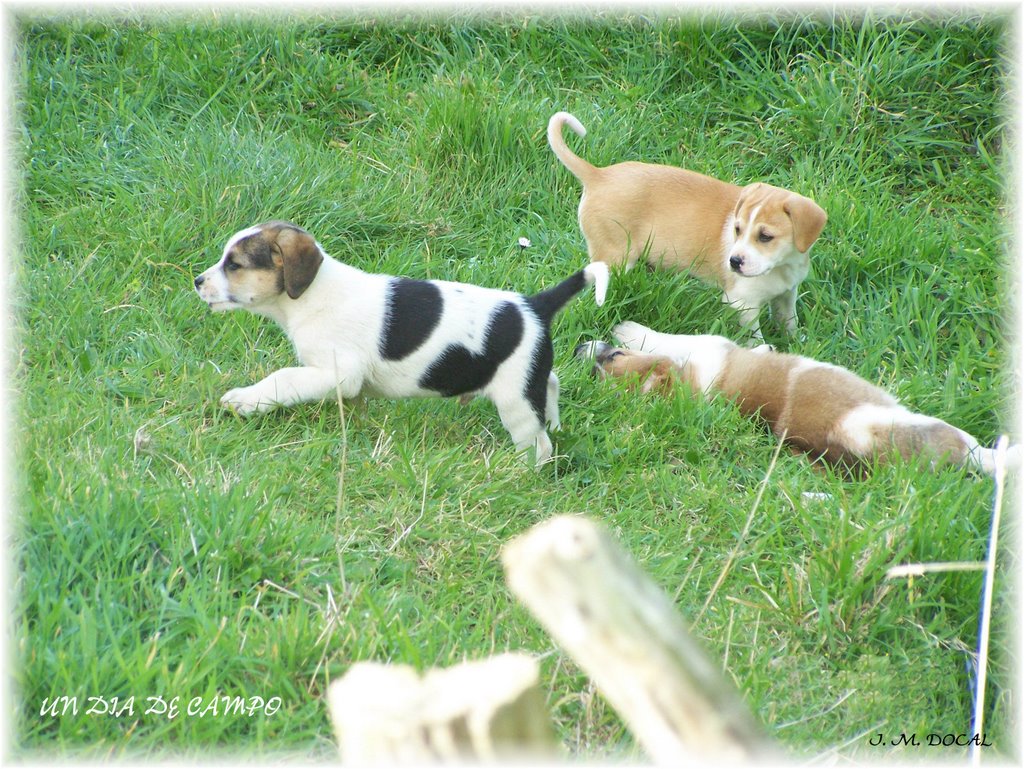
[502,515,775,765]
[327,652,557,764]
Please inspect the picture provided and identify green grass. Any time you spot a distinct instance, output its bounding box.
[13,9,1018,762]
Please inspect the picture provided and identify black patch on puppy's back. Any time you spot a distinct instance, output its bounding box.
[524,335,553,423]
[380,279,443,361]
[420,302,523,397]
[519,269,590,422]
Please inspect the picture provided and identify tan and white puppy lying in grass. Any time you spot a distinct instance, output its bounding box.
[577,321,1018,476]
[548,112,827,339]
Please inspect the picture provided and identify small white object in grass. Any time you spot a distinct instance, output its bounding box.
[133,427,152,456]
[801,492,832,502]
[518,237,531,249]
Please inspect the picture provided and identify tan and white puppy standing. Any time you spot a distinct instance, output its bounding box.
[548,112,827,338]
[194,220,608,465]
[577,321,1018,476]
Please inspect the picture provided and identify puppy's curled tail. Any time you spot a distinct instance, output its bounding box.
[968,438,1022,477]
[527,262,609,327]
[548,111,599,186]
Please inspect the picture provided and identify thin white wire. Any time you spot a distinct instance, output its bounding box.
[969,435,1009,766]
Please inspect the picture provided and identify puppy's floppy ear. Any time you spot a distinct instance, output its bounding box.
[272,225,323,299]
[639,369,669,394]
[639,360,685,395]
[784,194,827,253]
[641,359,706,396]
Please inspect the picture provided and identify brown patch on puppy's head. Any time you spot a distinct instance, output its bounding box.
[194,221,324,311]
[728,183,827,277]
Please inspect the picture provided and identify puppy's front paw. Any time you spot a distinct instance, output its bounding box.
[220,387,274,416]
[613,321,653,351]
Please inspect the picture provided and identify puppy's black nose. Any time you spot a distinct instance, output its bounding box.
[194,275,205,289]
[729,255,744,273]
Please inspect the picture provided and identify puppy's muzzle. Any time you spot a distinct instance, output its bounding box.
[575,340,610,360]
[575,340,622,378]
[729,254,745,273]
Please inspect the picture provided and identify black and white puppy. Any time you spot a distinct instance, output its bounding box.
[194,221,608,465]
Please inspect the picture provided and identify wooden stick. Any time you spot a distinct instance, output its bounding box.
[502,515,775,765]
[327,652,557,764]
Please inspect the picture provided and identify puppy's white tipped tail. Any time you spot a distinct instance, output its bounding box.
[549,111,586,139]
[547,111,598,185]
[969,438,1022,477]
[584,261,609,306]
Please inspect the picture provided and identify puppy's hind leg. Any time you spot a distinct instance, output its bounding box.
[534,432,554,466]
[492,394,551,466]
[545,372,560,430]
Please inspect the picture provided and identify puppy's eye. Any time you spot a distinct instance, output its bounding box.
[225,259,241,272]
[734,224,741,236]
[758,231,774,243]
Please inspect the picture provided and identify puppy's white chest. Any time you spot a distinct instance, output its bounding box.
[286,287,388,371]
[726,258,808,304]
